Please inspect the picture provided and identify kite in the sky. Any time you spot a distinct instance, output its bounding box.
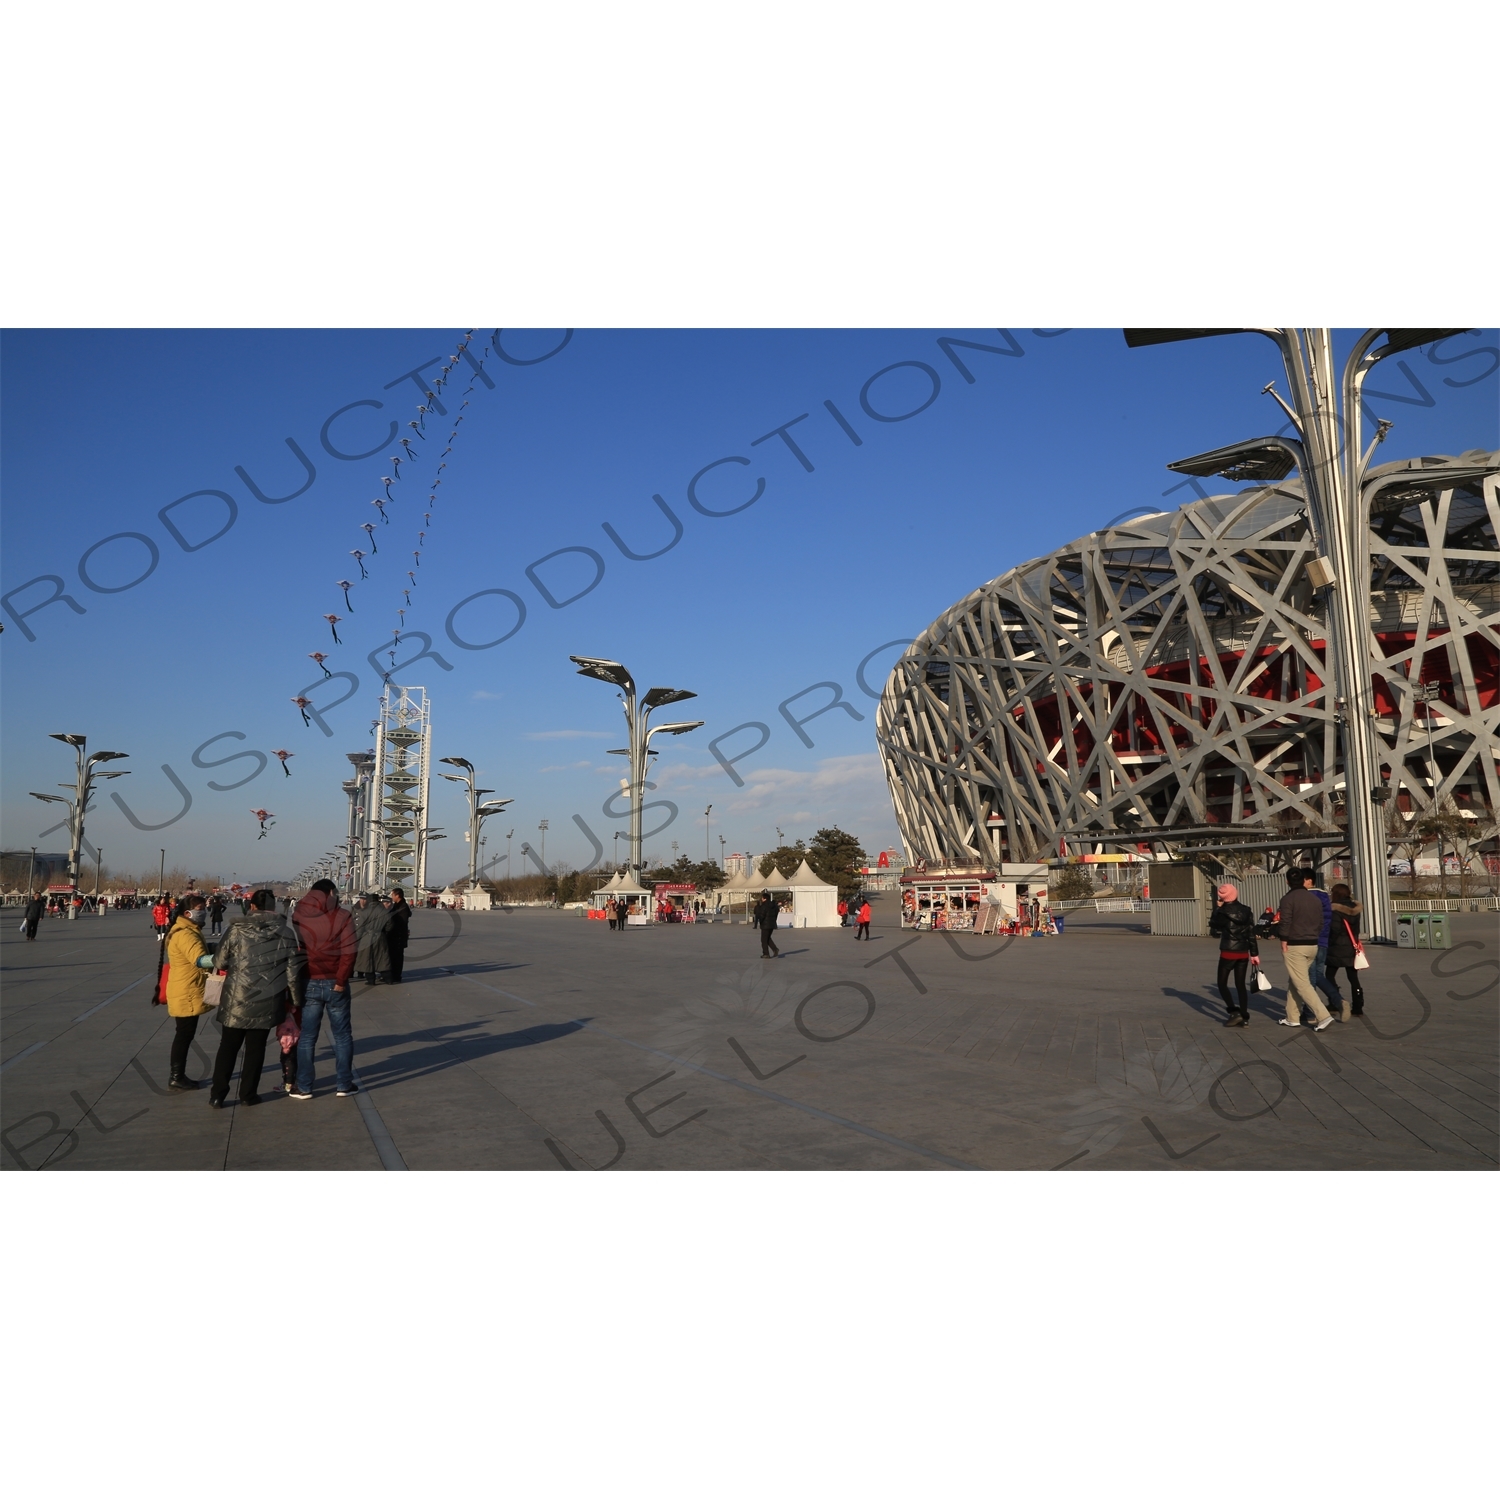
[412,550,420,568]
[338,579,355,610]
[382,475,395,497]
[272,750,293,777]
[400,437,417,459]
[360,523,378,553]
[292,695,313,725]
[322,615,342,645]
[372,497,388,523]
[408,419,424,441]
[308,652,332,677]
[251,808,275,838]
[350,550,368,579]
[388,456,402,477]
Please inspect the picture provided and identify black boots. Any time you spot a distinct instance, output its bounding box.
[167,1072,200,1091]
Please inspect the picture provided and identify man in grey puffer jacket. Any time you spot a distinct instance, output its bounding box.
[209,888,306,1106]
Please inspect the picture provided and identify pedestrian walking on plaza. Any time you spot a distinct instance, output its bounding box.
[208,888,305,1107]
[1305,875,1341,1009]
[753,891,780,958]
[386,886,412,983]
[289,879,357,1100]
[208,893,226,934]
[22,890,45,941]
[164,894,216,1090]
[855,899,872,940]
[615,898,629,931]
[152,896,171,941]
[1276,869,1335,1031]
[837,898,848,927]
[353,891,393,983]
[606,896,619,930]
[1323,883,1366,1021]
[1208,882,1257,1026]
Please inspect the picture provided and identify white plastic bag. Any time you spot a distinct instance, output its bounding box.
[201,973,225,1008]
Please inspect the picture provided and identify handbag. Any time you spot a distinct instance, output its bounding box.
[201,972,225,1007]
[1251,957,1272,992]
[1346,919,1370,970]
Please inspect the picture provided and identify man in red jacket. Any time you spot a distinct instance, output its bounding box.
[288,880,358,1099]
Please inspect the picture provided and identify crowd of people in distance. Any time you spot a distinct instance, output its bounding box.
[1209,867,1366,1029]
[155,880,413,1106]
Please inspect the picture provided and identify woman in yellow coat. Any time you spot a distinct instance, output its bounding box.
[165,894,216,1091]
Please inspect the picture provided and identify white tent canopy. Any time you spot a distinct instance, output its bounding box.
[787,859,839,927]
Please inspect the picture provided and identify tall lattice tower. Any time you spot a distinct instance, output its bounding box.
[371,686,432,891]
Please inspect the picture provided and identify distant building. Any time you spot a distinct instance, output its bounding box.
[722,852,754,876]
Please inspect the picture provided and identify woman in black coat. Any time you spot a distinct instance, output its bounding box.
[1323,883,1365,1021]
[1208,881,1259,1027]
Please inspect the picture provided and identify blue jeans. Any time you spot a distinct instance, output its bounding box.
[297,979,354,1093]
[1311,947,1341,1005]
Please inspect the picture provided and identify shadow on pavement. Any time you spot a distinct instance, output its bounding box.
[356,1018,593,1089]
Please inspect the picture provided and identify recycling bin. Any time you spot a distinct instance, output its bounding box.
[1428,912,1450,949]
[1413,912,1430,948]
[1396,913,1416,948]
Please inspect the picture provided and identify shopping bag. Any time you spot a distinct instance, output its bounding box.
[201,973,225,1008]
[1252,960,1272,992]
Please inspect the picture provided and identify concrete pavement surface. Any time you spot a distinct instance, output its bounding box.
[3,900,1495,1170]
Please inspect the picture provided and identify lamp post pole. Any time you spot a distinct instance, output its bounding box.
[570,657,704,877]
[438,757,511,892]
[27,847,36,895]
[94,847,103,911]
[538,819,548,870]
[30,736,130,919]
[705,805,712,863]
[1123,327,1470,940]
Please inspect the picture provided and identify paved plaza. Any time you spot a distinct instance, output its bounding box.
[2,899,1495,1171]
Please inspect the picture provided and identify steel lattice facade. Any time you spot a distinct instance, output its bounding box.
[877,452,1499,865]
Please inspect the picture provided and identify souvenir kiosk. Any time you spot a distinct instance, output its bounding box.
[613,872,654,925]
[900,862,1051,931]
[588,871,622,920]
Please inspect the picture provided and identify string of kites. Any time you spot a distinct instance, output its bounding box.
[289,328,496,757]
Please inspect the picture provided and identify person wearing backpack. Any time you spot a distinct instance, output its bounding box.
[1208,882,1258,1026]
[1323,883,1366,1021]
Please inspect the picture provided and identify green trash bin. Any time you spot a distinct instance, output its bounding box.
[1413,912,1430,948]
[1396,913,1416,948]
[1429,912,1450,949]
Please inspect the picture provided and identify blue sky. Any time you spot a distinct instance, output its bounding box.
[3,327,1496,884]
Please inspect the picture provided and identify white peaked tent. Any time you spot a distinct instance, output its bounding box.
[717,866,755,910]
[590,870,623,910]
[613,871,653,922]
[787,859,840,927]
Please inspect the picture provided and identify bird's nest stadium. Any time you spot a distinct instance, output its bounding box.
[877,450,1499,865]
